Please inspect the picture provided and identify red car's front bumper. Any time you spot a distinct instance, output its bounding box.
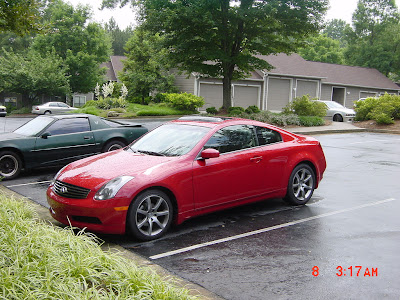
[47,188,129,235]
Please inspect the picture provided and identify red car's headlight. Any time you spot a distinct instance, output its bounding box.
[94,176,135,200]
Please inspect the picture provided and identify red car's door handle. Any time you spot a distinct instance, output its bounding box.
[250,156,263,163]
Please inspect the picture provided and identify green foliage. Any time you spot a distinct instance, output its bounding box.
[162,93,204,111]
[298,116,325,126]
[73,106,101,116]
[237,111,301,127]
[228,106,245,116]
[104,17,135,56]
[354,93,400,124]
[9,106,31,115]
[283,95,327,117]
[206,107,218,115]
[121,27,177,103]
[127,96,152,105]
[245,105,261,114]
[31,0,112,93]
[84,97,128,110]
[344,0,400,77]
[0,0,43,35]
[0,49,70,105]
[354,97,380,120]
[297,34,345,64]
[0,193,195,299]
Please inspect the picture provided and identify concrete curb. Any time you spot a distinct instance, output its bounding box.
[0,186,223,300]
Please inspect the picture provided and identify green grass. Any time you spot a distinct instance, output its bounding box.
[0,193,196,300]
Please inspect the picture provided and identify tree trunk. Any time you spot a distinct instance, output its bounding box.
[21,93,31,108]
[222,63,235,109]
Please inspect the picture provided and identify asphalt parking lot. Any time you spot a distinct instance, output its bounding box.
[1,117,399,299]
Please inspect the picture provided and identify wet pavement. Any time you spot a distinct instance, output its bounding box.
[1,117,399,299]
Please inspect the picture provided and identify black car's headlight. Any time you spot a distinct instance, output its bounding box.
[94,176,134,200]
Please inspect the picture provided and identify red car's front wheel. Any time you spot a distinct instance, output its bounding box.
[127,189,173,241]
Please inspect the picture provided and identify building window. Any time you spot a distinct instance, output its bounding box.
[73,95,86,107]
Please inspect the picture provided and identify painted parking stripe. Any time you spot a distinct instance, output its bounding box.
[5,180,52,188]
[149,198,396,260]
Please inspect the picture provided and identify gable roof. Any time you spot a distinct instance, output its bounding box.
[100,56,126,82]
[103,54,399,91]
[261,53,399,90]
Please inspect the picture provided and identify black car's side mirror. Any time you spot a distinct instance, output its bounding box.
[41,132,51,139]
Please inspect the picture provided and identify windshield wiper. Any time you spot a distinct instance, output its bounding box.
[137,150,165,156]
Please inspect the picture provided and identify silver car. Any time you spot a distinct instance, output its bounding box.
[32,102,78,115]
[315,100,356,122]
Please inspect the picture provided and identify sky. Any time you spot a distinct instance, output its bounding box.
[67,0,400,29]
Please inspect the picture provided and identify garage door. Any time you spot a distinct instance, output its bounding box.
[296,80,318,98]
[267,78,291,111]
[199,83,223,109]
[233,85,260,108]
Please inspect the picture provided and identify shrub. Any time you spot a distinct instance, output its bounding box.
[374,113,394,125]
[245,105,261,114]
[354,97,380,121]
[83,98,128,110]
[299,116,325,126]
[228,106,245,116]
[162,93,204,111]
[206,107,218,115]
[283,95,327,117]
[237,111,301,126]
[354,94,400,123]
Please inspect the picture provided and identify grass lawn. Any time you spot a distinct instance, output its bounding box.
[0,193,196,300]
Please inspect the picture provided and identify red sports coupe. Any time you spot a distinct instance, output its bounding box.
[47,116,326,240]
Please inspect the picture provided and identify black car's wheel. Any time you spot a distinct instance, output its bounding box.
[102,140,126,152]
[127,189,173,241]
[284,164,315,205]
[0,151,22,180]
[333,114,343,122]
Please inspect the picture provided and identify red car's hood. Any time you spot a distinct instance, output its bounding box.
[58,149,178,189]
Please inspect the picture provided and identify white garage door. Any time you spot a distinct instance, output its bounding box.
[199,83,223,109]
[296,80,318,98]
[267,78,291,111]
[233,85,260,108]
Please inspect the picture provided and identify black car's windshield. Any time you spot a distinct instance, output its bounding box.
[128,124,210,156]
[14,116,54,136]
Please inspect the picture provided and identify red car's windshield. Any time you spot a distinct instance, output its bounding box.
[128,123,210,156]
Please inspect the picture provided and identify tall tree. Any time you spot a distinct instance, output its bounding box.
[121,27,176,103]
[105,17,134,55]
[32,0,112,93]
[103,0,328,109]
[297,34,345,64]
[323,19,349,47]
[0,49,70,106]
[345,0,400,76]
[0,0,44,35]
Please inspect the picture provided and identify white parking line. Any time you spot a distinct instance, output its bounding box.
[149,198,396,260]
[349,139,400,145]
[6,180,52,188]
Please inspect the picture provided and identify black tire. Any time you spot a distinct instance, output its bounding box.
[44,110,52,115]
[102,140,126,152]
[284,163,315,205]
[333,114,343,122]
[127,189,173,241]
[0,151,22,180]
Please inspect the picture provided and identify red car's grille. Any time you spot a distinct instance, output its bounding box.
[53,180,90,199]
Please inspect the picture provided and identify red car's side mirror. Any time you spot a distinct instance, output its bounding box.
[201,148,220,159]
